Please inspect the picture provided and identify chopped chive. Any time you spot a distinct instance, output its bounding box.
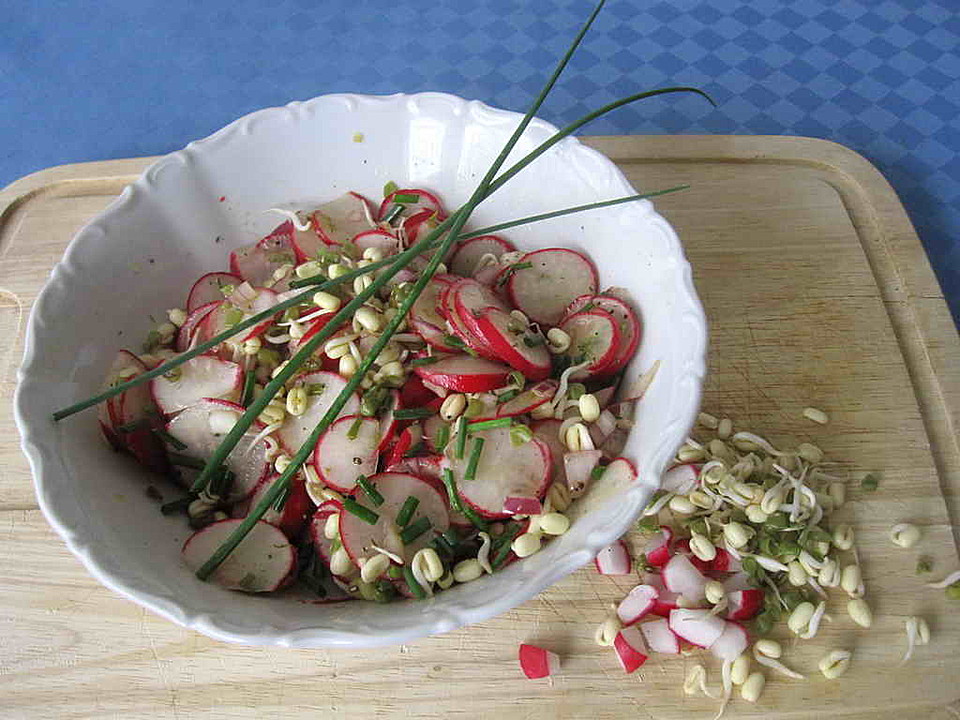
[434,423,450,452]
[168,452,205,470]
[567,382,586,400]
[455,416,468,459]
[272,484,291,512]
[356,475,384,506]
[347,415,364,440]
[497,389,520,404]
[441,468,488,531]
[409,355,440,367]
[209,468,236,500]
[382,204,405,224]
[507,370,525,388]
[590,464,606,482]
[396,495,420,526]
[160,495,196,515]
[509,424,533,446]
[496,260,533,286]
[343,497,379,525]
[442,333,467,349]
[399,516,432,544]
[491,525,523,569]
[392,192,421,205]
[467,417,512,432]
[522,334,545,347]
[387,564,403,580]
[403,564,426,599]
[394,407,436,420]
[861,472,880,491]
[241,370,256,407]
[383,180,399,198]
[464,437,486,482]
[153,428,187,450]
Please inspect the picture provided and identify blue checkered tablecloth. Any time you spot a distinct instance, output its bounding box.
[3,0,957,325]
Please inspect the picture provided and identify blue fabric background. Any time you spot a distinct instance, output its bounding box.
[3,0,957,326]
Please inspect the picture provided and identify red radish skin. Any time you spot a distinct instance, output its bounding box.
[586,294,642,376]
[186,272,242,313]
[385,424,420,468]
[401,208,442,246]
[662,554,708,605]
[639,618,681,654]
[507,248,599,325]
[311,415,380,494]
[437,283,500,360]
[561,293,595,320]
[377,188,445,222]
[444,426,551,519]
[450,279,511,358]
[181,519,295,593]
[668,609,727,648]
[287,312,336,355]
[449,235,516,277]
[531,419,565,486]
[310,192,373,246]
[375,390,400,454]
[710,621,750,662]
[642,572,682,617]
[176,302,219,351]
[308,500,344,565]
[413,354,512,393]
[595,539,632,575]
[613,626,649,674]
[473,307,551,380]
[557,310,621,380]
[503,496,543,515]
[150,356,243,416]
[518,644,560,680]
[238,472,312,540]
[399,375,440,409]
[644,526,674,568]
[617,584,660,626]
[353,228,398,255]
[725,589,764,621]
[496,380,557,418]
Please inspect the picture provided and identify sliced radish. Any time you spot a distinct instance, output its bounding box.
[518,643,560,680]
[503,496,543,515]
[644,526,674,568]
[399,374,439,410]
[384,454,444,482]
[410,276,459,352]
[384,424,421,468]
[338,472,449,564]
[237,472,312,539]
[563,449,602,496]
[230,222,298,287]
[613,626,648,674]
[557,310,621,380]
[377,187,445,222]
[165,398,270,502]
[595,538,632,575]
[309,192,373,247]
[186,272,241,313]
[353,228,398,255]
[531,419,565,485]
[308,499,344,564]
[473,307,551,381]
[723,572,754,594]
[275,371,360,454]
[710,621,749,662]
[443,426,551,519]
[413,354,511,393]
[311,415,380,493]
[662,554,708,604]
[201,287,280,344]
[496,380,557,418]
[400,208,442,246]
[507,248,598,325]
[617,584,659,625]
[181,519,294,592]
[639,618,680,654]
[561,293,595,320]
[437,283,499,360]
[725,589,764,621]
[587,294,641,376]
[451,278,509,334]
[662,463,699,494]
[668,609,726,648]
[449,235,516,277]
[376,390,400,453]
[287,311,337,356]
[703,547,735,577]
[150,356,242,416]
[176,301,219,351]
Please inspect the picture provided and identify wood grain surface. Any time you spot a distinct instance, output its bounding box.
[1,136,958,719]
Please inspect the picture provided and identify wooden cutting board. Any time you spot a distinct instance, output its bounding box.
[1,136,958,719]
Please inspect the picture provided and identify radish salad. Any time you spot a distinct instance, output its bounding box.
[99,186,645,602]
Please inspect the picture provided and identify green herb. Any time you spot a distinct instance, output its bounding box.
[522,334,545,348]
[387,564,403,580]
[508,370,525,388]
[441,468,488,531]
[343,497,379,525]
[455,416,468,459]
[567,383,586,400]
[394,407,436,420]
[467,417,512,432]
[392,192,421,205]
[396,495,420,527]
[753,612,775,635]
[399,516,432,544]
[509,424,533,446]
[373,578,396,603]
[346,415,364,440]
[222,307,244,327]
[635,515,659,533]
[496,261,533,286]
[491,525,523,569]
[360,385,389,416]
[209,468,236,500]
[590,465,606,482]
[765,513,790,531]
[241,370,256,407]
[160,495,196,516]
[861,472,880,491]
[434,423,450,452]
[383,181,399,198]
[381,204,404,224]
[916,556,933,574]
[356,475,384,506]
[464,437,486,482]
[497,388,520,404]
[409,355,441,367]
[442,333,467,350]
[403,564,426,599]
[115,419,149,433]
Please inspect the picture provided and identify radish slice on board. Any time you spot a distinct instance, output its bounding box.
[662,554,708,605]
[613,626,649,673]
[662,463,699,494]
[236,472,312,539]
[311,415,381,493]
[668,609,727,648]
[150,356,242,416]
[506,248,598,325]
[563,449,602,497]
[518,644,560,680]
[412,354,512,393]
[275,371,360,454]
[165,399,270,502]
[725,589,764,621]
[644,526,674,568]
[449,235,516,277]
[473,307,551,381]
[377,188,445,222]
[176,301,219,352]
[710,621,749,662]
[181,519,295,592]
[495,380,557,418]
[353,228,398,255]
[557,310,621,380]
[186,272,241,313]
[309,192,373,246]
[617,584,660,625]
[595,538,632,575]
[639,618,680,654]
[443,426,551,519]
[338,472,449,565]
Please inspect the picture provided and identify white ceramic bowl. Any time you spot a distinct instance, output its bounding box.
[16,93,706,647]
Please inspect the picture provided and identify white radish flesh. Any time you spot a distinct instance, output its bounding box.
[507,248,598,325]
[640,618,681,654]
[662,463,699,494]
[410,276,455,339]
[496,380,557,418]
[229,225,297,287]
[310,192,374,246]
[518,643,560,680]
[186,272,241,312]
[150,355,242,416]
[583,294,641,375]
[311,415,381,493]
[449,235,515,277]
[308,500,343,565]
[181,519,294,592]
[176,301,219,351]
[617,584,660,625]
[645,526,674,567]
[531,419,565,483]
[613,626,649,674]
[663,554,708,604]
[413,354,512,393]
[669,608,727,648]
[710,621,749,662]
[557,311,621,380]
[595,539,632,575]
[275,371,360,454]
[353,228,398,255]
[444,426,551,518]
[563,449,603,497]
